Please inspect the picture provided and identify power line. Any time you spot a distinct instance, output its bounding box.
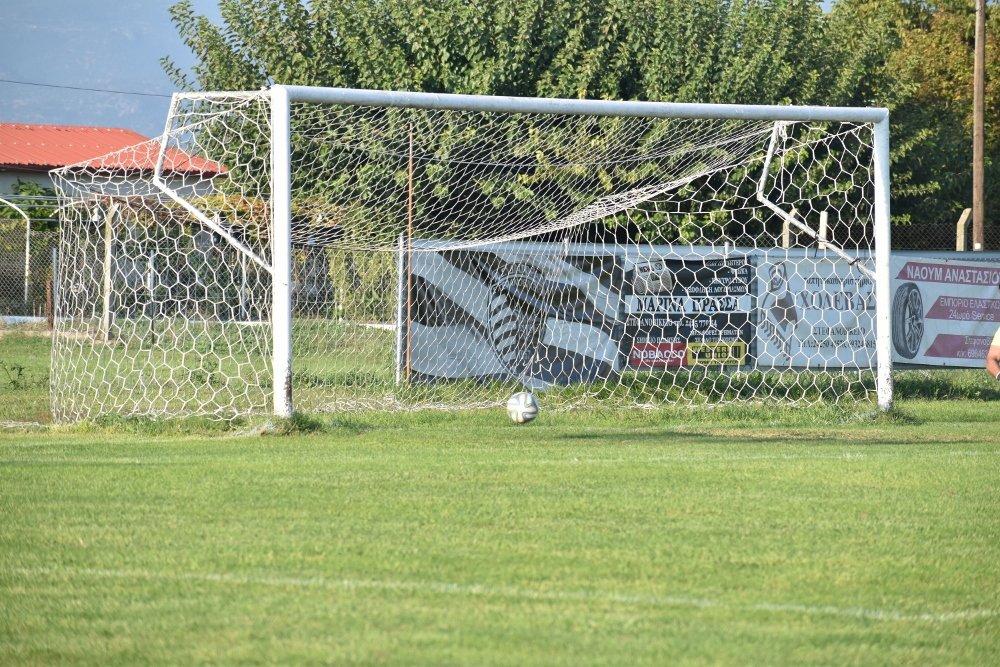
[0,78,171,99]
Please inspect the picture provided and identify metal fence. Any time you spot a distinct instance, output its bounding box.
[0,198,59,326]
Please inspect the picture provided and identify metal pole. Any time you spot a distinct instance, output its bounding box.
[972,0,987,251]
[395,233,405,386]
[872,118,893,412]
[240,251,248,321]
[0,197,32,309]
[51,245,58,329]
[23,217,31,306]
[101,203,117,342]
[271,85,294,417]
[146,251,155,320]
[406,126,414,383]
[282,85,889,124]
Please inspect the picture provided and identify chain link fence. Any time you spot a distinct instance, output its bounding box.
[0,198,60,328]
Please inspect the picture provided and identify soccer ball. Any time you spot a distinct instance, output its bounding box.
[506,391,539,424]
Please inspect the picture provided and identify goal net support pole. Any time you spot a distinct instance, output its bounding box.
[872,117,893,412]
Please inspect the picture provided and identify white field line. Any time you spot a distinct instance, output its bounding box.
[529,449,1000,466]
[0,449,997,469]
[0,457,149,465]
[6,565,998,624]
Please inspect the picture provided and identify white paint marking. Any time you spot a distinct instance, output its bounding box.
[1,457,148,466]
[531,449,999,466]
[2,448,995,469]
[7,565,997,624]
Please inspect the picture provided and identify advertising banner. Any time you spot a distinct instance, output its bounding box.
[405,243,915,382]
[755,252,876,368]
[406,244,623,386]
[405,243,755,386]
[620,254,755,369]
[890,257,1000,366]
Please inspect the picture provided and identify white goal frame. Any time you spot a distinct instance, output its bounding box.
[243,86,892,417]
[46,85,892,422]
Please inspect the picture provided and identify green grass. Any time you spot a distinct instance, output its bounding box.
[0,330,50,423]
[2,405,999,665]
[2,328,999,664]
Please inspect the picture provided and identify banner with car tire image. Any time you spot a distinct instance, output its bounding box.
[403,244,1000,378]
[890,256,1000,366]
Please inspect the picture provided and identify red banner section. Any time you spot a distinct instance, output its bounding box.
[629,342,687,368]
[923,334,993,360]
[925,296,1000,323]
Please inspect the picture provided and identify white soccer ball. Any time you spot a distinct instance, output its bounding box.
[506,391,539,424]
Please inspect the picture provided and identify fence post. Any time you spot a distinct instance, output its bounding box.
[101,203,118,342]
[50,245,57,330]
[23,218,30,306]
[955,208,971,252]
[46,275,52,330]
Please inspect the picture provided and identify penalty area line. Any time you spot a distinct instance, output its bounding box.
[7,565,998,624]
[531,448,1000,466]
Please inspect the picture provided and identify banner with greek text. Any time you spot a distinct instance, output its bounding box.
[890,256,1000,366]
[405,242,756,386]
[755,251,876,368]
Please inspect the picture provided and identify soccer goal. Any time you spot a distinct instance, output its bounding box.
[50,86,892,422]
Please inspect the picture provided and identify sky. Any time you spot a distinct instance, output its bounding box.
[1,0,221,137]
[2,0,837,139]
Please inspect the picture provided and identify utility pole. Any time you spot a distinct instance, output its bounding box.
[972,0,987,250]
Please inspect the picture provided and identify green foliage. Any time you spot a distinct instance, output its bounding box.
[164,0,998,237]
[0,333,51,423]
[0,181,58,231]
[324,248,397,322]
[165,0,846,103]
[895,367,1000,401]
[0,361,29,390]
[829,0,1000,227]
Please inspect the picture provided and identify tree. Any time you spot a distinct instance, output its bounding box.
[888,0,1000,227]
[825,0,999,229]
[0,180,58,231]
[167,0,970,242]
[164,0,852,104]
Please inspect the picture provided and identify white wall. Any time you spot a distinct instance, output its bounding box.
[0,170,53,194]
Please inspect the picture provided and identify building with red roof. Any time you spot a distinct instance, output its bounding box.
[0,123,225,194]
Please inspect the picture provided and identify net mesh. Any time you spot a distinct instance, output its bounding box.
[51,90,881,421]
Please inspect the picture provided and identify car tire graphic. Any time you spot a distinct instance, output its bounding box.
[891,282,923,359]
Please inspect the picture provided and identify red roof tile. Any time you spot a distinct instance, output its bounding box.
[0,123,225,175]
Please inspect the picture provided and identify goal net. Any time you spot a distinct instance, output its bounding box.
[50,87,891,422]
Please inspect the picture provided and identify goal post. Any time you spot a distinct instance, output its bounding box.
[271,84,293,418]
[872,117,893,412]
[270,85,893,414]
[50,86,893,422]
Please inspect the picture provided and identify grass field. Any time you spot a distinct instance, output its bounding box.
[2,330,999,665]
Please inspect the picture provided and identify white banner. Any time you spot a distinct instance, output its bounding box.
[755,252,876,368]
[890,256,1000,366]
[406,243,900,378]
